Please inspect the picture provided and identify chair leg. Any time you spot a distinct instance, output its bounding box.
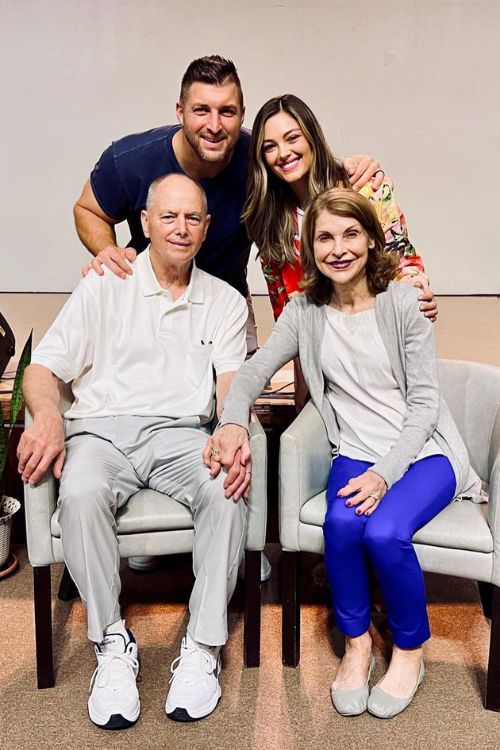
[244,550,261,668]
[477,580,493,619]
[33,566,54,689]
[57,564,79,601]
[281,550,300,667]
[485,584,500,711]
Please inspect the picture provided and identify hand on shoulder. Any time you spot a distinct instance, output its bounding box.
[81,246,137,279]
[396,274,438,322]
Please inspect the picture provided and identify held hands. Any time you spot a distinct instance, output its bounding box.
[81,245,137,278]
[202,424,252,502]
[17,408,66,485]
[343,155,385,192]
[337,470,388,516]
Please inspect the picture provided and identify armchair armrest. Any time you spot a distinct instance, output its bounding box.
[279,401,332,551]
[245,418,267,551]
[23,408,59,566]
[488,406,500,585]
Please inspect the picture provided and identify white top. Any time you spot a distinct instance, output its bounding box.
[32,249,248,423]
[321,306,443,462]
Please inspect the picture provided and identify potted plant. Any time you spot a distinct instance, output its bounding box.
[0,331,32,578]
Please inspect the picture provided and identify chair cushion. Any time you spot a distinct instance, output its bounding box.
[299,492,328,527]
[412,500,492,552]
[50,488,194,538]
[299,493,493,554]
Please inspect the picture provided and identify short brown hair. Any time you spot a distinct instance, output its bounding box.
[180,55,243,108]
[301,188,399,306]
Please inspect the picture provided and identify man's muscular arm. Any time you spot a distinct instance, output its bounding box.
[17,364,66,485]
[73,179,136,278]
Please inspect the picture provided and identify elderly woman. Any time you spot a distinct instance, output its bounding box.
[205,188,478,718]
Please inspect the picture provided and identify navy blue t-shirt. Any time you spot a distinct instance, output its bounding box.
[90,125,251,297]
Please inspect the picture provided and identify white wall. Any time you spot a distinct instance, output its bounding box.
[1,0,499,294]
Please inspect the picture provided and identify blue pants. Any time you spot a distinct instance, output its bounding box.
[323,454,456,648]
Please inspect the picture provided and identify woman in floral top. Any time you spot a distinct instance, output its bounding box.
[243,95,432,323]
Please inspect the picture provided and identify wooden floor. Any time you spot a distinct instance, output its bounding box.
[1,292,500,369]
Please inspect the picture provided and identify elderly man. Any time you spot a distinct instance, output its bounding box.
[18,174,250,729]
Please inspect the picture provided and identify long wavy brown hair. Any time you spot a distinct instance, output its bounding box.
[243,95,350,265]
[301,188,399,306]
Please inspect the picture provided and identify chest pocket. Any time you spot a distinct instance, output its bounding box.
[186,343,214,389]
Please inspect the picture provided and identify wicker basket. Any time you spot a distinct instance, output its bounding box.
[0,496,21,568]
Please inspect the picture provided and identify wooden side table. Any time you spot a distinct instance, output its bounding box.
[255,375,296,543]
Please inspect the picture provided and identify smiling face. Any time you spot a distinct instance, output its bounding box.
[262,111,313,197]
[141,175,210,273]
[176,80,244,166]
[313,210,374,291]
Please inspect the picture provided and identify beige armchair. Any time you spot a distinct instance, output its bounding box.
[279,359,500,711]
[24,402,267,688]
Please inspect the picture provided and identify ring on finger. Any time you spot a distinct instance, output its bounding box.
[373,169,385,178]
[211,448,221,458]
[368,493,379,501]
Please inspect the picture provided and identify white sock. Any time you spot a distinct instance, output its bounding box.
[185,631,220,659]
[99,619,129,652]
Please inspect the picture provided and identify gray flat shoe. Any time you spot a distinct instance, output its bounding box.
[367,660,425,719]
[330,657,375,716]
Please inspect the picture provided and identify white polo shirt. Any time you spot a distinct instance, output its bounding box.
[32,249,248,424]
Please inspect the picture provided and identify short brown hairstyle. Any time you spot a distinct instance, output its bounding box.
[180,55,243,108]
[301,188,399,306]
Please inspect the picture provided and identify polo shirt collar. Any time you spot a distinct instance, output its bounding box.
[136,247,204,303]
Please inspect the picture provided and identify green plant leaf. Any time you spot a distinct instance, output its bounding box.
[8,331,32,442]
[0,385,6,485]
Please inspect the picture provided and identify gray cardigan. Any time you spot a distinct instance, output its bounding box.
[221,282,479,497]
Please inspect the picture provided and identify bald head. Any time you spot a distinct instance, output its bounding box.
[140,172,211,271]
[145,173,207,215]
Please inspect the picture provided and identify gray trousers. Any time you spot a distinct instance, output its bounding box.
[58,416,247,645]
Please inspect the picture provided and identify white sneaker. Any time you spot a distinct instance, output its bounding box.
[88,630,140,730]
[165,637,221,722]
